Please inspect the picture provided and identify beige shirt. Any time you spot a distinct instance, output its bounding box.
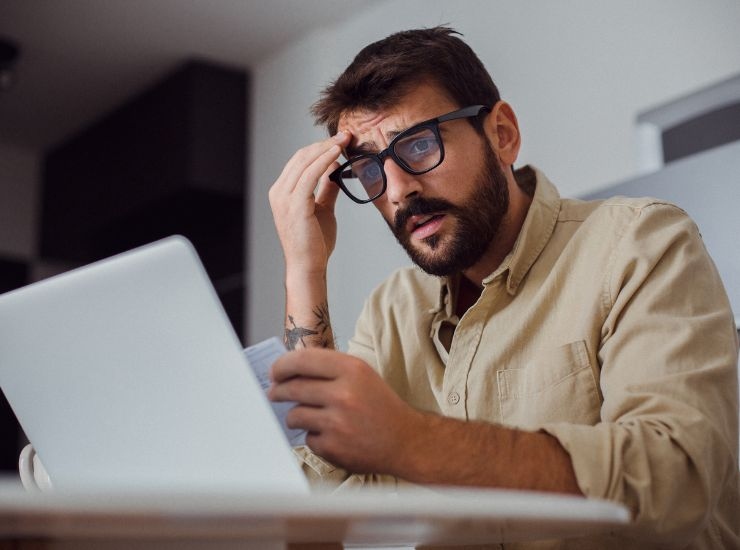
[297,167,739,549]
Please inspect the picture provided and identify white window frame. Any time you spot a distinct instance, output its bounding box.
[636,74,740,174]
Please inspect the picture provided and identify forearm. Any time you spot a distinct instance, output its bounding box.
[271,350,581,494]
[393,411,583,495]
[268,132,350,351]
[283,271,336,350]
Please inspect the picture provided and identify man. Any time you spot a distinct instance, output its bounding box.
[268,27,739,548]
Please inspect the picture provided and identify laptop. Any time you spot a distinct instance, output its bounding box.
[0,236,309,494]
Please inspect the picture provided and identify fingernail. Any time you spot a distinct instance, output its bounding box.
[333,131,346,142]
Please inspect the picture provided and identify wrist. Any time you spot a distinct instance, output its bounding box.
[284,271,328,299]
[284,264,327,284]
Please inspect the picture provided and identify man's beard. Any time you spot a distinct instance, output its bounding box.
[387,143,510,277]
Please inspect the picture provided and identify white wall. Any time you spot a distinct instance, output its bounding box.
[0,142,39,260]
[247,0,740,346]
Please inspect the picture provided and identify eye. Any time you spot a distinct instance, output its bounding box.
[351,159,382,187]
[360,163,381,183]
[396,130,440,163]
[409,137,435,155]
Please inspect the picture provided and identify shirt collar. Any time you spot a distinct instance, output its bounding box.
[430,272,458,316]
[435,165,561,310]
[493,166,561,294]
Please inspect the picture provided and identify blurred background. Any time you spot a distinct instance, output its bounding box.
[1,0,739,473]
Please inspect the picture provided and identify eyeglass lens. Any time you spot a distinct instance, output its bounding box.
[341,126,442,201]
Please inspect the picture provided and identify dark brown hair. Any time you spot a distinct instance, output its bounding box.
[312,26,500,135]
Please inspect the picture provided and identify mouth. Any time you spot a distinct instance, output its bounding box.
[407,213,446,240]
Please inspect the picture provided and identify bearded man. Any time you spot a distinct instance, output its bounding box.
[268,27,739,549]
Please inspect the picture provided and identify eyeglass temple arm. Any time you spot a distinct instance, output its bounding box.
[436,104,490,123]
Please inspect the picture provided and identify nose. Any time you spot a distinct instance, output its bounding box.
[383,158,423,205]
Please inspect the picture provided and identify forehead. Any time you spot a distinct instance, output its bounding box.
[337,82,458,149]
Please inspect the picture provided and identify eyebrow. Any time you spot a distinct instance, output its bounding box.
[344,128,406,159]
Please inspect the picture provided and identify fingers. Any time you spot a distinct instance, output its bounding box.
[273,132,350,198]
[285,407,334,449]
[270,348,342,384]
[285,405,323,432]
[268,376,333,406]
[293,145,342,199]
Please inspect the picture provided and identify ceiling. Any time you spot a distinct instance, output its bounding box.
[0,0,370,152]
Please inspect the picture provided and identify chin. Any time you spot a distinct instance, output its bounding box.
[407,240,459,276]
[421,234,442,250]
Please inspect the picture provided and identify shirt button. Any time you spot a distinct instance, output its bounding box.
[447,391,460,405]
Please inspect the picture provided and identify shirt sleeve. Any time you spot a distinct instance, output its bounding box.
[346,296,380,370]
[541,202,739,544]
[291,445,407,492]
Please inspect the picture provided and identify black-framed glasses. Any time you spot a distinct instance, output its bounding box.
[329,105,490,204]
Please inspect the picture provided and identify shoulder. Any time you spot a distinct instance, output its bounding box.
[349,266,440,359]
[560,195,697,238]
[365,266,440,313]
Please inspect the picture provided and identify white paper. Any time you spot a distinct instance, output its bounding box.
[243,337,307,446]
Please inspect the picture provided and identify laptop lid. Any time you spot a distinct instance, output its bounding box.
[0,236,308,494]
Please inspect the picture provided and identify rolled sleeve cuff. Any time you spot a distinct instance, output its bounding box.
[540,422,618,502]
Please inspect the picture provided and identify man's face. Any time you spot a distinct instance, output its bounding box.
[337,83,510,276]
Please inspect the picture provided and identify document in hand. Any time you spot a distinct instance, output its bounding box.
[244,337,307,447]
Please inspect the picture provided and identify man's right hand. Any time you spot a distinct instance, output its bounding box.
[268,132,351,277]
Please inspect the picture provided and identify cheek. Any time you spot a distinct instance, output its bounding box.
[444,140,482,174]
[435,145,486,193]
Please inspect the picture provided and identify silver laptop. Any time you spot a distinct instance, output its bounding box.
[0,236,309,494]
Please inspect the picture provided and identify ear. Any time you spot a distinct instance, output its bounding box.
[482,101,521,169]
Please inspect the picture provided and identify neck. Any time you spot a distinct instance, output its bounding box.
[461,170,533,289]
[455,275,482,317]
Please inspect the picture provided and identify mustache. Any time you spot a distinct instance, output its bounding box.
[393,196,456,234]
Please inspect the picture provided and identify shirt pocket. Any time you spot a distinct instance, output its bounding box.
[496,341,602,430]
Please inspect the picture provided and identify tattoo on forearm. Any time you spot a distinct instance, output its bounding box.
[313,303,331,336]
[284,302,333,350]
[284,315,318,350]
